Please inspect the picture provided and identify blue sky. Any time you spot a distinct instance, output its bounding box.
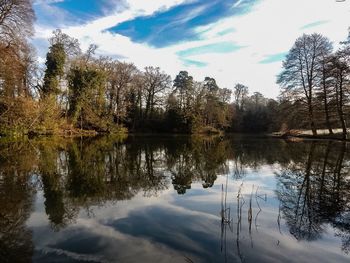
[34,0,127,25]
[108,0,256,47]
[33,0,350,98]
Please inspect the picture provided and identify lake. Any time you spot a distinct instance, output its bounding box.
[1,135,350,263]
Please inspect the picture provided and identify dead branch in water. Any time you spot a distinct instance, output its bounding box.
[236,182,245,262]
[255,186,267,231]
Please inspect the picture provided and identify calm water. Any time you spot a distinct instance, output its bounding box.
[1,135,350,263]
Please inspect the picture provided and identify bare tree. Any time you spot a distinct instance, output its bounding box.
[317,47,334,134]
[106,61,138,124]
[328,50,350,140]
[278,34,333,136]
[143,66,172,119]
[0,0,35,47]
[49,29,81,57]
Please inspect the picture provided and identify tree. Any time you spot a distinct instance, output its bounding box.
[42,30,81,97]
[278,34,333,135]
[328,51,349,140]
[200,77,233,130]
[68,64,107,130]
[48,29,81,57]
[203,77,219,127]
[143,66,172,120]
[233,83,249,110]
[126,72,145,129]
[42,43,66,96]
[173,71,194,112]
[167,71,196,132]
[0,0,35,98]
[250,92,266,109]
[0,0,38,134]
[317,54,334,134]
[0,0,35,46]
[106,61,138,125]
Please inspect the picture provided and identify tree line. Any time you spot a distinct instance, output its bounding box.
[0,1,349,137]
[0,1,279,135]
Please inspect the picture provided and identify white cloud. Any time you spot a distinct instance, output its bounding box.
[33,0,350,98]
[182,0,350,97]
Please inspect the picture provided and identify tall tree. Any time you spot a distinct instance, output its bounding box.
[42,30,80,97]
[42,43,66,96]
[317,54,334,134]
[278,34,333,136]
[0,0,37,133]
[0,0,35,97]
[173,71,194,112]
[328,51,349,140]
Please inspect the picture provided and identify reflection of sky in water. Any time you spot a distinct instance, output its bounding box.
[27,162,350,263]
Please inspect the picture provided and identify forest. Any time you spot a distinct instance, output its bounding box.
[1,1,350,138]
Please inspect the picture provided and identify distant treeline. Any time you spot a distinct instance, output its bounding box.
[0,1,349,136]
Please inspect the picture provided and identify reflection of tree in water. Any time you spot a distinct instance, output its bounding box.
[170,154,193,194]
[139,142,169,196]
[36,135,326,226]
[166,138,193,194]
[167,136,231,194]
[276,142,350,251]
[2,135,350,257]
[38,141,77,231]
[193,137,230,188]
[36,136,173,229]
[0,142,35,263]
[35,135,236,229]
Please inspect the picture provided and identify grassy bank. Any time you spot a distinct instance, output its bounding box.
[271,129,350,141]
[0,124,128,139]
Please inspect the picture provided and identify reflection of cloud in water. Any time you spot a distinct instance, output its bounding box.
[30,176,350,263]
[2,136,350,262]
[32,215,204,262]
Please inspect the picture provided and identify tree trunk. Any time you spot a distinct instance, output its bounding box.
[322,72,333,134]
[145,93,151,120]
[336,74,347,140]
[339,110,347,140]
[150,92,155,119]
[109,88,114,115]
[307,98,317,136]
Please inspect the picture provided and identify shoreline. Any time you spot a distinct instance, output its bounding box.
[269,131,350,142]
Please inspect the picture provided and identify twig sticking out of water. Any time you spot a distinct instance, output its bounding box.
[255,186,262,231]
[236,182,245,262]
[220,176,233,262]
[248,185,254,248]
[221,183,232,225]
[221,184,224,216]
[254,186,267,232]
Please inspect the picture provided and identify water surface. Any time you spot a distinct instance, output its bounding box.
[1,135,350,262]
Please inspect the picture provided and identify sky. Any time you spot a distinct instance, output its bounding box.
[32,0,350,98]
